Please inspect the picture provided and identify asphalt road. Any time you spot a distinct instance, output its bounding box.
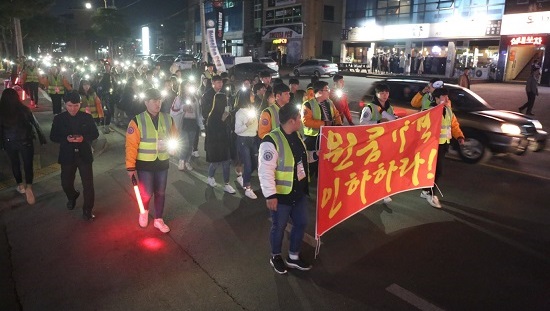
[0,78,549,310]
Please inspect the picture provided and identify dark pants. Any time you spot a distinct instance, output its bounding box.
[180,118,198,162]
[304,135,319,178]
[270,196,308,256]
[519,92,536,114]
[193,126,200,152]
[101,93,115,125]
[4,141,34,184]
[236,135,258,187]
[50,94,63,114]
[25,82,39,104]
[424,143,449,195]
[61,156,95,212]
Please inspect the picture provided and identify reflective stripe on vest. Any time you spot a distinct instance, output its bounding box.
[26,68,39,82]
[439,106,453,144]
[47,75,64,94]
[79,93,99,118]
[265,104,280,130]
[366,102,395,123]
[267,128,296,195]
[303,98,336,137]
[135,112,171,161]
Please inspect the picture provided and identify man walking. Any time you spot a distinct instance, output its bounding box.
[519,70,540,116]
[458,67,471,89]
[258,103,312,274]
[50,90,99,220]
[41,65,72,115]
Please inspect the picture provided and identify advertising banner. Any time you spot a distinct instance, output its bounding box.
[206,0,225,51]
[206,28,226,72]
[315,105,444,239]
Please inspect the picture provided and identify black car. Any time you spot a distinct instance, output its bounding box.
[227,63,280,82]
[361,79,547,163]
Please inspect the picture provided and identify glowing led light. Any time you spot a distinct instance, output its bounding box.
[165,138,180,153]
[187,86,196,94]
[131,175,146,214]
[335,89,343,98]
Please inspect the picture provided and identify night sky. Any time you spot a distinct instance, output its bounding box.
[50,0,191,30]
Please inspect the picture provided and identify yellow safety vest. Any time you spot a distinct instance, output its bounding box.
[303,98,336,136]
[135,112,172,161]
[267,127,306,194]
[264,104,280,130]
[47,75,65,94]
[439,106,453,144]
[366,102,395,123]
[26,67,39,83]
[79,93,99,118]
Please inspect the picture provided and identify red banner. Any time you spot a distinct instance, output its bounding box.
[315,105,444,238]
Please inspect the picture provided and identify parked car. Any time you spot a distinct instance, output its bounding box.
[170,54,196,74]
[227,62,279,81]
[253,57,279,72]
[154,54,177,71]
[360,79,547,163]
[293,59,338,77]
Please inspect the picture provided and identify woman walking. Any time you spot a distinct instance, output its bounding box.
[78,79,104,124]
[234,89,259,199]
[0,88,47,204]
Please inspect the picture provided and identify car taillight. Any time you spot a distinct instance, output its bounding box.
[322,65,329,68]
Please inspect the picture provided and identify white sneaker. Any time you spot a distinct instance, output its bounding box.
[427,195,442,209]
[245,188,257,199]
[236,176,244,188]
[139,210,149,228]
[420,190,431,199]
[185,162,193,171]
[25,187,36,205]
[154,218,170,233]
[235,170,242,177]
[192,151,200,158]
[224,184,236,194]
[178,160,185,171]
[383,196,392,203]
[16,184,26,194]
[207,177,217,187]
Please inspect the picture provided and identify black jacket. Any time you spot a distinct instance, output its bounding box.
[0,108,46,149]
[50,111,99,164]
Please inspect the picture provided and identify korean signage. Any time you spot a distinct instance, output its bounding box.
[510,36,544,46]
[501,12,550,35]
[272,38,287,44]
[316,106,443,238]
[262,23,303,40]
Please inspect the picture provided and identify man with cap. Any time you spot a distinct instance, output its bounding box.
[411,78,445,111]
[126,88,179,233]
[50,90,99,220]
[258,83,291,139]
[329,74,354,125]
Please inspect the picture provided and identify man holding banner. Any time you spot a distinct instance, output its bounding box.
[259,104,311,275]
[420,87,465,208]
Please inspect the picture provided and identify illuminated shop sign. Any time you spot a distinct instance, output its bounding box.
[272,39,287,44]
[501,12,550,35]
[510,36,544,45]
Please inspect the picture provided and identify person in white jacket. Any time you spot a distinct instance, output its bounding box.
[234,89,259,199]
[171,81,204,171]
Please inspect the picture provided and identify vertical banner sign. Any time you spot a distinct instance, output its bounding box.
[315,105,444,239]
[205,0,226,71]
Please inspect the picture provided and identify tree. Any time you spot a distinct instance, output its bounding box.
[21,14,63,56]
[91,8,130,59]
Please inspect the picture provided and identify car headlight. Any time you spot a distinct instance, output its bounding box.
[531,120,543,130]
[501,123,521,135]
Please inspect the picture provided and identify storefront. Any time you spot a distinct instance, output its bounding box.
[342,19,502,79]
[499,11,550,85]
[261,23,303,64]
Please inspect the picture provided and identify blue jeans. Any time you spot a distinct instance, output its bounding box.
[137,169,168,219]
[208,160,231,183]
[236,135,258,187]
[180,118,198,162]
[270,195,308,256]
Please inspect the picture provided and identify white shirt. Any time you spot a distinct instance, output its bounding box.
[234,107,258,137]
[258,140,278,198]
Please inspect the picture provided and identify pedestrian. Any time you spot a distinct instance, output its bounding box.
[258,83,290,139]
[126,88,179,233]
[252,82,267,109]
[359,83,397,204]
[258,103,312,274]
[519,70,540,116]
[200,75,224,130]
[205,92,237,194]
[330,74,354,125]
[172,81,203,171]
[411,78,445,110]
[259,70,273,93]
[97,62,117,134]
[302,81,342,177]
[288,78,300,106]
[458,67,471,89]
[78,79,104,125]
[234,88,259,199]
[161,79,177,114]
[0,88,47,204]
[258,89,275,114]
[40,65,72,115]
[50,90,99,220]
[21,59,40,107]
[421,87,465,208]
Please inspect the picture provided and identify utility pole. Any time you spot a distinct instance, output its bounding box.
[14,18,25,57]
[200,0,208,63]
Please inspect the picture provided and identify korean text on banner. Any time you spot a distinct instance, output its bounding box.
[206,28,227,72]
[315,105,444,238]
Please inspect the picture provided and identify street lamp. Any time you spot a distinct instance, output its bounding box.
[85,2,92,9]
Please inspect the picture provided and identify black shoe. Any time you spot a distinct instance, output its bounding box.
[527,112,534,116]
[66,191,80,210]
[270,255,287,274]
[518,107,525,113]
[83,210,95,221]
[285,256,312,271]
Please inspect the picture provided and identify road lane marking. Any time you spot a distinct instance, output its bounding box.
[480,163,550,181]
[386,283,445,311]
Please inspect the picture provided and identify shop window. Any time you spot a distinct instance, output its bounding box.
[324,5,335,21]
[438,1,454,9]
